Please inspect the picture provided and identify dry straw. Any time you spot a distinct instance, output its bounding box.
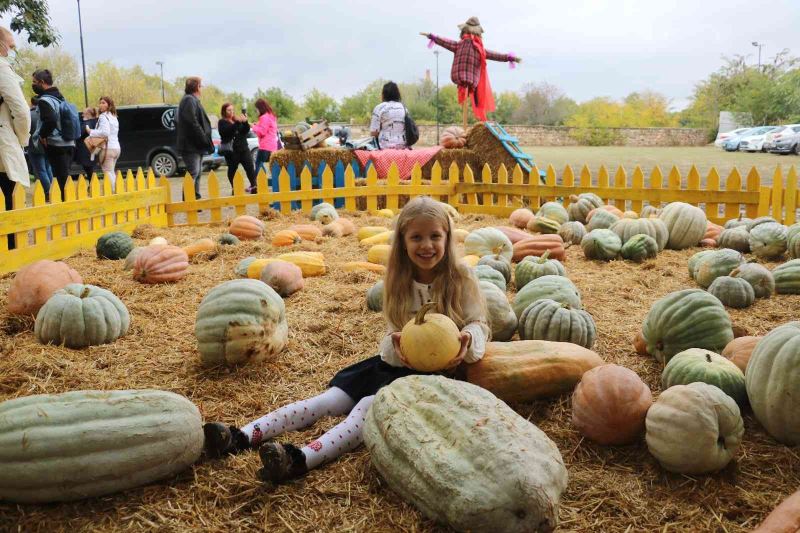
[0,208,797,531]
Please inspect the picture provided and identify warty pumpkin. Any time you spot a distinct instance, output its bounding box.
[0,389,202,503]
[399,303,461,372]
[466,340,604,402]
[7,260,83,316]
[572,364,653,445]
[512,234,566,262]
[271,229,302,247]
[260,260,304,297]
[721,335,761,372]
[133,245,189,284]
[228,215,265,240]
[183,238,216,259]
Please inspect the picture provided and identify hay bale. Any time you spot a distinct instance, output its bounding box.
[423,148,480,178]
[269,148,354,172]
[466,123,529,180]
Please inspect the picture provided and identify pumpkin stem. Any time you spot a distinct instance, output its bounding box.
[414,302,438,325]
[491,244,504,256]
[538,250,551,263]
[706,353,712,363]
[730,268,740,278]
[569,194,579,202]
[80,286,91,298]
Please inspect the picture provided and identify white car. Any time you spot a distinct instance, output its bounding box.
[714,127,752,149]
[738,126,783,152]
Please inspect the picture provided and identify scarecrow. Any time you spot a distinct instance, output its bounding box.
[421,17,522,128]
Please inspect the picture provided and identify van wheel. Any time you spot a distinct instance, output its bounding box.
[151,152,177,177]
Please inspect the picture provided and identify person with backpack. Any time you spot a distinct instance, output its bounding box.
[32,68,79,198]
[369,82,418,149]
[28,96,53,200]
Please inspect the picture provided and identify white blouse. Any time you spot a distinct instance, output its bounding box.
[369,101,407,150]
[89,112,120,151]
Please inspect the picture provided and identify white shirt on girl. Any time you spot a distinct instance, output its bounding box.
[379,279,489,367]
[88,112,120,151]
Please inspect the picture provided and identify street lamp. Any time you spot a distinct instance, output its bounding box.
[752,41,764,70]
[155,61,165,103]
[76,0,88,107]
[434,49,440,145]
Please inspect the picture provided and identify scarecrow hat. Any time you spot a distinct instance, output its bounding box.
[458,16,484,36]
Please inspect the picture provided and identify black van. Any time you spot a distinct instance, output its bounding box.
[68,104,220,178]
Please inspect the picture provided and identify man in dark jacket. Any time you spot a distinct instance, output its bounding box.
[32,69,75,198]
[176,76,212,199]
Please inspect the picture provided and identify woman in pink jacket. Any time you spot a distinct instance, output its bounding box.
[251,98,277,186]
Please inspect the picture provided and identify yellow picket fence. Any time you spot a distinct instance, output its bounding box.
[1,161,798,275]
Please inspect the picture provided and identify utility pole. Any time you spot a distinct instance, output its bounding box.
[434,49,440,145]
[77,0,88,107]
[752,41,764,70]
[156,61,165,102]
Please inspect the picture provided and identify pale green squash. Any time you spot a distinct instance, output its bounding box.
[479,281,517,342]
[474,264,506,291]
[567,193,603,223]
[749,222,788,259]
[659,202,707,249]
[464,228,514,262]
[661,348,747,406]
[610,217,669,250]
[581,229,622,260]
[746,216,778,232]
[773,259,800,294]
[708,275,755,308]
[558,221,586,245]
[790,233,800,260]
[536,201,569,225]
[724,214,751,230]
[518,298,596,348]
[717,227,751,253]
[514,251,566,290]
[787,223,800,243]
[513,274,581,318]
[620,234,658,262]
[692,248,744,288]
[586,209,620,232]
[477,254,512,284]
[730,263,774,298]
[688,249,715,278]
[366,280,384,312]
[527,216,561,234]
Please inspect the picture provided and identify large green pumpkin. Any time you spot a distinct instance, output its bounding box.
[513,274,581,318]
[749,222,788,259]
[746,216,778,232]
[586,209,620,232]
[567,193,603,223]
[536,201,569,225]
[514,251,566,290]
[773,259,800,294]
[464,228,514,262]
[661,348,747,407]
[195,279,288,366]
[610,217,669,250]
[527,216,561,234]
[787,223,800,243]
[518,299,596,348]
[473,264,506,291]
[620,234,658,262]
[558,221,586,245]
[34,284,130,349]
[745,322,800,444]
[717,227,751,253]
[477,254,512,284]
[479,281,517,342]
[687,249,715,278]
[366,280,384,312]
[96,231,134,260]
[708,275,755,309]
[581,229,622,260]
[724,214,751,229]
[0,389,202,503]
[692,248,744,288]
[730,263,774,298]
[642,288,733,363]
[363,375,568,533]
[659,202,707,249]
[787,232,800,260]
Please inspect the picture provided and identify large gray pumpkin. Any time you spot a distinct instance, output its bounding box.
[558,221,587,245]
[730,263,774,298]
[514,251,566,290]
[610,217,669,250]
[513,275,582,318]
[749,222,788,259]
[567,193,603,223]
[586,209,620,232]
[724,214,751,230]
[692,248,744,288]
[659,202,707,249]
[746,216,778,232]
[620,234,659,262]
[788,223,800,243]
[773,259,800,294]
[195,279,288,365]
[0,389,202,503]
[479,281,517,342]
[717,227,751,253]
[581,229,622,260]
[364,375,568,533]
[789,233,800,260]
[688,249,715,279]
[34,284,130,349]
[474,264,507,291]
[477,254,512,284]
[366,280,384,312]
[708,276,755,309]
[518,298,596,348]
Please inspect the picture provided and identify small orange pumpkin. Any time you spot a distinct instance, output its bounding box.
[512,234,565,262]
[7,260,83,316]
[260,260,304,297]
[440,126,467,149]
[133,245,189,284]
[290,224,323,241]
[272,230,302,247]
[703,221,724,243]
[721,336,762,372]
[509,208,534,229]
[229,215,265,240]
[183,238,216,259]
[572,364,653,445]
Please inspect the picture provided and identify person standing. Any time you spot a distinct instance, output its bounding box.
[251,98,277,177]
[32,68,76,197]
[28,96,53,200]
[370,82,407,149]
[0,27,31,250]
[218,102,257,193]
[176,76,212,199]
[74,106,97,178]
[86,96,121,192]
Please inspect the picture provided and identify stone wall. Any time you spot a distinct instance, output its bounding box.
[310,124,710,147]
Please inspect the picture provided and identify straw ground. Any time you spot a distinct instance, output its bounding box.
[0,210,798,532]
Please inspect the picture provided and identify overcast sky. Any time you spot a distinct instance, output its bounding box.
[12,0,800,110]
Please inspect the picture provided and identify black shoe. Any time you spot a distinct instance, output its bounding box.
[257,442,308,484]
[203,423,250,458]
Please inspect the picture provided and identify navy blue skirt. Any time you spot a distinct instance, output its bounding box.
[328,355,434,403]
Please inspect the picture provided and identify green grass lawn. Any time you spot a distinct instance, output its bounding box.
[521,146,798,186]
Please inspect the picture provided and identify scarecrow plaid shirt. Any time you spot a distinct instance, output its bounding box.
[429,35,513,91]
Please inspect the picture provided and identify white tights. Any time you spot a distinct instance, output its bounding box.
[240,387,374,470]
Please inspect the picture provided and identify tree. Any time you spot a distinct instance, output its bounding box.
[16,46,81,103]
[250,87,298,123]
[1,0,59,47]
[340,79,384,123]
[511,83,577,125]
[301,89,339,122]
[488,91,521,124]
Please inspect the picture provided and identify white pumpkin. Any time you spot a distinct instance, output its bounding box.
[464,228,513,262]
[479,281,517,342]
[659,202,707,250]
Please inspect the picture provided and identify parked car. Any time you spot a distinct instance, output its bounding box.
[714,127,752,149]
[722,128,756,152]
[207,129,225,171]
[766,124,800,155]
[738,126,783,152]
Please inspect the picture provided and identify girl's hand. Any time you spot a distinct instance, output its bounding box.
[445,332,471,369]
[391,332,413,369]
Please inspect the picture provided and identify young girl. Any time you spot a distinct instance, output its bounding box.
[203,196,489,484]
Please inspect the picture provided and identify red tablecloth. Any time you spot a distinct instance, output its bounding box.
[354,146,443,180]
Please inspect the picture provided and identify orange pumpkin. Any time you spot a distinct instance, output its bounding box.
[440,126,466,149]
[721,336,762,372]
[699,238,717,248]
[272,230,302,247]
[753,489,800,533]
[322,218,356,238]
[586,205,624,222]
[341,261,386,274]
[7,260,83,316]
[229,215,265,240]
[133,245,189,284]
[260,260,304,297]
[335,217,356,236]
[703,221,724,243]
[290,224,322,241]
[495,225,531,244]
[512,234,566,262]
[633,330,648,355]
[183,238,216,259]
[509,208,534,229]
[572,364,653,445]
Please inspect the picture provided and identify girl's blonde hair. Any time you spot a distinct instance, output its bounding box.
[383,196,483,330]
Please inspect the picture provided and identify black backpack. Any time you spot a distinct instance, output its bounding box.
[403,106,419,146]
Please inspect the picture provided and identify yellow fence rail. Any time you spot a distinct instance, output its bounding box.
[1,162,797,275]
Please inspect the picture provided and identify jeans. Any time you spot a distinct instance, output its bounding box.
[181,151,203,199]
[254,149,271,177]
[30,153,53,198]
[0,172,17,249]
[224,148,257,189]
[44,144,75,200]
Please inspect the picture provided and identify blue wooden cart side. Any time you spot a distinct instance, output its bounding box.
[270,159,359,210]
